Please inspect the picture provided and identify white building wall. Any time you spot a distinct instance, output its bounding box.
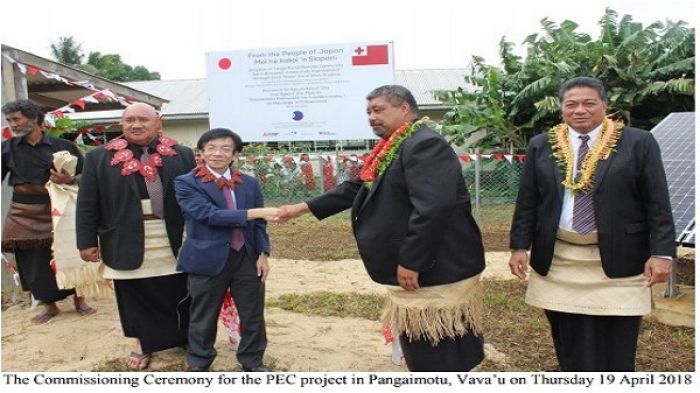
[162,119,210,148]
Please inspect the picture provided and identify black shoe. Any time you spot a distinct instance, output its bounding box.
[243,365,270,372]
[186,365,210,372]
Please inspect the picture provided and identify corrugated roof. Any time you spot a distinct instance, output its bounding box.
[126,79,209,116]
[124,69,467,117]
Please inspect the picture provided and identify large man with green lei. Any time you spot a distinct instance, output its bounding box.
[278,85,486,371]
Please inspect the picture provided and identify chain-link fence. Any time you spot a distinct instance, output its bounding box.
[236,150,525,226]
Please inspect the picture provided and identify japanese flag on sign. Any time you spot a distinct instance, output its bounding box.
[352,45,389,66]
[208,41,393,142]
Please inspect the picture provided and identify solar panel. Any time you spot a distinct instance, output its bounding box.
[679,219,695,246]
[650,112,695,247]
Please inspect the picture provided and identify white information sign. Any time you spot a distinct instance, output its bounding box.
[206,41,394,142]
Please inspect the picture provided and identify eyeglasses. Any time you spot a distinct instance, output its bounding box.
[203,145,235,154]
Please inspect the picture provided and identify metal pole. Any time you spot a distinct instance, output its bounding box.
[474,148,481,223]
[662,258,681,298]
[662,220,693,297]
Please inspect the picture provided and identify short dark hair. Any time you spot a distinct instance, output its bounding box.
[197,128,243,153]
[366,85,419,114]
[558,77,608,103]
[1,99,45,125]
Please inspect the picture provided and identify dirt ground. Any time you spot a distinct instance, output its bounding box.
[1,218,694,372]
[1,255,513,372]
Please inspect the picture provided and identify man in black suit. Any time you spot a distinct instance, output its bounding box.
[509,77,675,371]
[76,103,196,370]
[278,85,486,371]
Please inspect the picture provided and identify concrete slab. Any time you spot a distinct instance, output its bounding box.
[647,284,695,328]
[481,252,696,329]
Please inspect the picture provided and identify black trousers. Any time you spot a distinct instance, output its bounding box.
[187,248,266,370]
[113,274,190,354]
[15,246,74,303]
[545,310,642,371]
[399,329,484,371]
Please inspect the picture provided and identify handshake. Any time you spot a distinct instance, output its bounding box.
[248,202,310,224]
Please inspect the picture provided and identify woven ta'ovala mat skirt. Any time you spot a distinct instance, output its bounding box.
[101,200,178,280]
[525,229,651,316]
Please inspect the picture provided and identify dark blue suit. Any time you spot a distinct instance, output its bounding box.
[176,171,270,275]
[175,169,269,370]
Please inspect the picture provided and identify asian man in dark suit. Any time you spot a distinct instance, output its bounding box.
[509,76,675,371]
[175,128,278,372]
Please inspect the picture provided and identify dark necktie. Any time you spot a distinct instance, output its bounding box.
[572,135,597,234]
[140,147,164,218]
[220,185,245,251]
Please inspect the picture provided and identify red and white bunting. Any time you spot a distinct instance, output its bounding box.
[6,57,135,116]
[44,113,56,127]
[73,80,97,91]
[40,70,69,85]
[48,88,130,120]
[72,99,87,110]
[459,153,526,164]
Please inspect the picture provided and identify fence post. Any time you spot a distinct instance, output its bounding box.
[315,154,324,195]
[474,148,481,223]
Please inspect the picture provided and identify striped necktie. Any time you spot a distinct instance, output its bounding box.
[572,135,597,234]
[141,147,164,218]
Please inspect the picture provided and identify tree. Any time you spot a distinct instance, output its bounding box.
[436,8,694,149]
[129,65,161,81]
[49,36,160,81]
[50,36,83,66]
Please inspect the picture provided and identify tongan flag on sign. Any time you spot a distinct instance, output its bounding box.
[352,45,389,66]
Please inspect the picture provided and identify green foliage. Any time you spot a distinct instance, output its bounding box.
[436,8,695,148]
[267,292,385,320]
[80,52,160,82]
[45,118,91,138]
[49,36,160,81]
[46,118,101,154]
[241,143,286,155]
[50,36,83,66]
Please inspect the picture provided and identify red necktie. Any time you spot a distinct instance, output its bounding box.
[220,185,245,251]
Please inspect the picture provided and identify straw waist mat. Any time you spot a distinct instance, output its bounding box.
[101,200,179,280]
[525,229,651,316]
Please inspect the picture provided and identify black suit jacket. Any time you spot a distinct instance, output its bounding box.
[307,124,485,286]
[510,126,676,278]
[76,143,196,270]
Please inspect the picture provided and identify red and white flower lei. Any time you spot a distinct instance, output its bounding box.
[106,135,178,182]
[193,164,244,189]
